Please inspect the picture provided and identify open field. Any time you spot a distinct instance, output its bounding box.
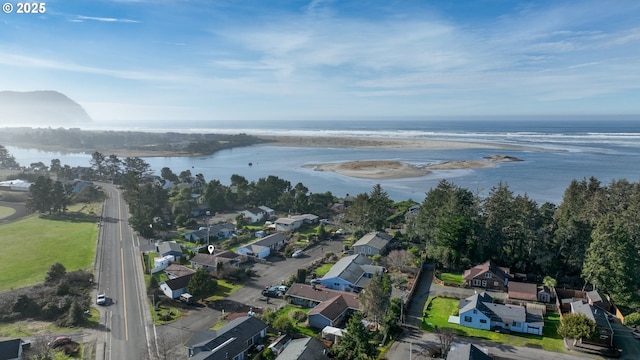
[423,297,564,352]
[0,205,99,292]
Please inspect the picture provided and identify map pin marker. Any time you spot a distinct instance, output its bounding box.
[207,245,215,254]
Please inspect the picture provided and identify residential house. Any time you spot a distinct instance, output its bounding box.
[275,337,330,360]
[165,263,196,280]
[236,233,287,259]
[507,281,538,302]
[0,338,23,360]
[156,241,183,261]
[190,251,241,272]
[456,292,544,335]
[285,284,360,329]
[275,217,304,232]
[405,205,420,220]
[185,315,268,360]
[570,300,614,348]
[447,343,492,360]
[159,273,193,299]
[462,261,513,291]
[209,223,235,239]
[242,206,275,223]
[314,254,385,292]
[352,231,392,256]
[258,205,276,219]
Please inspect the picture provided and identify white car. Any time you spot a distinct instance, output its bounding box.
[96,293,106,305]
[292,249,304,258]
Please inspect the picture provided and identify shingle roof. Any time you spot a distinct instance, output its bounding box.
[165,264,195,278]
[508,281,538,301]
[253,233,286,247]
[353,231,392,251]
[158,241,182,255]
[187,316,268,360]
[286,284,359,310]
[321,254,384,287]
[162,273,194,291]
[276,337,329,360]
[446,343,492,360]
[309,295,350,322]
[463,260,512,282]
[190,253,238,267]
[571,300,610,329]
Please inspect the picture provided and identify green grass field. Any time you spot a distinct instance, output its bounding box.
[0,205,16,219]
[438,272,464,285]
[423,297,564,352]
[0,208,99,292]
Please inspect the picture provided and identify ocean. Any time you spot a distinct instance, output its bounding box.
[6,119,640,205]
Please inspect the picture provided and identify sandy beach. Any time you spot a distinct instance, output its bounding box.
[258,135,537,151]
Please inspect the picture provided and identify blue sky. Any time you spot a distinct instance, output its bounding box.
[1,0,639,122]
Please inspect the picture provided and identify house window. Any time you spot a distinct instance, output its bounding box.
[334,283,340,286]
[482,280,487,287]
[247,337,254,346]
[464,316,472,323]
[480,319,487,324]
[484,273,492,278]
[473,310,477,314]
[512,321,521,327]
[494,281,499,287]
[473,279,481,286]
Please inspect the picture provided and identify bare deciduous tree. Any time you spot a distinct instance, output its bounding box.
[436,328,455,358]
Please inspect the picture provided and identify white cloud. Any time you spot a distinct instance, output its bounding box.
[75,15,139,23]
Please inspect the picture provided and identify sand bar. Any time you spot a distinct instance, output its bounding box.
[259,135,539,151]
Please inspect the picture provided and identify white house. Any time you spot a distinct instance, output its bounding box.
[242,207,268,223]
[454,292,543,335]
[159,273,193,299]
[314,254,385,292]
[236,233,287,259]
[275,217,304,232]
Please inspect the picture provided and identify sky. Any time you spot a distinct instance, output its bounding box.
[1,0,639,122]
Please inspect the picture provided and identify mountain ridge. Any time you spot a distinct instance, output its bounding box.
[0,90,93,126]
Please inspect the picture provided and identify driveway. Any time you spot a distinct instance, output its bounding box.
[157,237,345,358]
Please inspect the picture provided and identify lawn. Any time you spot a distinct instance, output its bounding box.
[205,279,244,302]
[0,207,99,292]
[438,272,464,285]
[314,263,333,277]
[423,297,565,352]
[0,205,16,219]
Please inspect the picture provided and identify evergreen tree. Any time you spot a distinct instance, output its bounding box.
[358,272,392,329]
[187,268,218,301]
[332,312,375,360]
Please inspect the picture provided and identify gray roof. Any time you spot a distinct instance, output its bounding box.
[162,273,193,291]
[187,316,268,360]
[460,292,528,324]
[321,254,383,287]
[253,233,286,247]
[158,241,182,255]
[459,292,493,314]
[0,339,22,360]
[571,300,610,329]
[447,343,492,360]
[276,337,329,360]
[353,231,392,251]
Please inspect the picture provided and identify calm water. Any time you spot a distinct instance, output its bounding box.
[6,119,640,205]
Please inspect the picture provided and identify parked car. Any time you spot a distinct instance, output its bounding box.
[631,329,640,340]
[292,249,304,258]
[96,293,106,305]
[262,286,285,298]
[48,336,72,348]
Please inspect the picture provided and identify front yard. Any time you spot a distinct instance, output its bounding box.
[422,297,564,352]
[437,272,464,285]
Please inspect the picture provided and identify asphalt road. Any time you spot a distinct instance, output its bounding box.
[95,183,155,360]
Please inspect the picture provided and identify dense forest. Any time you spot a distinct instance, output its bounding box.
[0,127,266,156]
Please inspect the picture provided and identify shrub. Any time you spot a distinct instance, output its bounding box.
[624,312,640,327]
[289,309,307,323]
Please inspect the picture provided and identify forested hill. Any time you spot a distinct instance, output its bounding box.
[0,91,93,126]
[0,127,266,156]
